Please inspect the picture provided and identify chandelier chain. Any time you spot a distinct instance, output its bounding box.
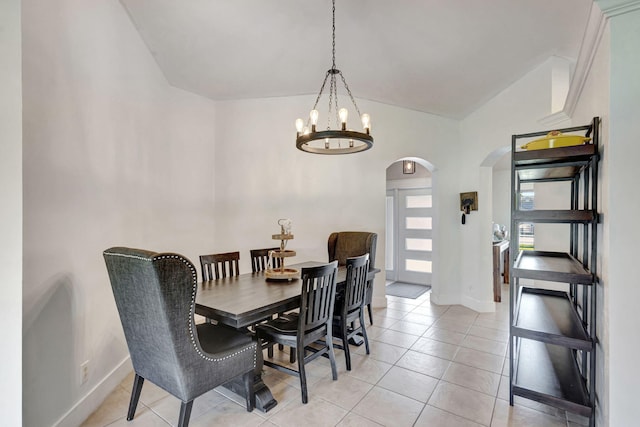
[331,0,336,70]
[340,73,362,118]
[309,70,331,126]
[310,0,362,125]
[328,75,335,129]
[333,75,340,128]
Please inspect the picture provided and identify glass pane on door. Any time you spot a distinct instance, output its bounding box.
[406,238,432,251]
[406,217,432,230]
[405,259,432,273]
[406,195,432,208]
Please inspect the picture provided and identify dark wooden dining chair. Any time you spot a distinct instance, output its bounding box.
[250,247,286,356]
[332,254,371,371]
[103,247,257,427]
[249,247,281,273]
[199,251,240,280]
[255,261,339,404]
[328,231,377,324]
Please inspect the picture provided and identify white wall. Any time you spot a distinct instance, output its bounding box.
[571,12,610,425]
[602,6,640,426]
[491,168,510,229]
[211,96,460,308]
[21,0,218,425]
[0,0,23,424]
[459,59,558,311]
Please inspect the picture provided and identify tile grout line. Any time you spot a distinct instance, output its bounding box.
[389,293,569,426]
[96,290,569,427]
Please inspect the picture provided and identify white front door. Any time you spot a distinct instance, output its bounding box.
[387,188,433,285]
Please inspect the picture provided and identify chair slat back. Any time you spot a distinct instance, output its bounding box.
[344,254,370,314]
[199,251,240,280]
[299,261,338,333]
[250,247,281,273]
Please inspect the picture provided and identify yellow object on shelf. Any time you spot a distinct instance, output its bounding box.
[521,130,591,150]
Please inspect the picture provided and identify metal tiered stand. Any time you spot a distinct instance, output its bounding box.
[265,219,299,281]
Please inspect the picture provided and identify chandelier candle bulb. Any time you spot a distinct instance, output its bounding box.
[339,108,348,130]
[361,113,371,134]
[310,109,319,132]
[295,118,304,135]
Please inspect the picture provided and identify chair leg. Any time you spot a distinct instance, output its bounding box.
[327,335,338,380]
[297,345,308,404]
[243,370,255,412]
[127,374,144,421]
[360,310,370,355]
[177,400,193,427]
[367,303,373,325]
[290,347,296,364]
[342,323,352,371]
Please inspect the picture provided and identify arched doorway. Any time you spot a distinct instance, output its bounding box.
[480,145,514,306]
[385,158,435,289]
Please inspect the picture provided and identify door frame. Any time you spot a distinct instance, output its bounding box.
[385,157,434,286]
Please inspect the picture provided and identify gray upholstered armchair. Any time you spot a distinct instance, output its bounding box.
[327,231,377,324]
[103,247,258,427]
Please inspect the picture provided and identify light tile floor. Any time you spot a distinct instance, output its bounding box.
[82,284,589,427]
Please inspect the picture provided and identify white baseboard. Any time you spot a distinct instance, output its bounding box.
[430,292,495,313]
[53,356,132,427]
[430,292,461,306]
[372,295,388,308]
[461,295,496,313]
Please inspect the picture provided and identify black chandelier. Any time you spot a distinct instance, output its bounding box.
[295,0,373,154]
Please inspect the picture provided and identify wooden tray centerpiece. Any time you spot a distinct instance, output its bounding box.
[265,219,299,281]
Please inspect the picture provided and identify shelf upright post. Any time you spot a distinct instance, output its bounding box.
[509,133,517,407]
[571,176,579,303]
[588,116,600,427]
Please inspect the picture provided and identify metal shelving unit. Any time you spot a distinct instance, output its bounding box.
[509,117,599,427]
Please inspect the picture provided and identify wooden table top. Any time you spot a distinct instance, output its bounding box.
[195,261,377,329]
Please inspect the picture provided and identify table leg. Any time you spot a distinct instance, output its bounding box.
[222,378,276,412]
[222,343,277,412]
[493,245,501,302]
[503,247,510,284]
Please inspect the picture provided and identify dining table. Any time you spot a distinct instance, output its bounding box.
[195,261,379,412]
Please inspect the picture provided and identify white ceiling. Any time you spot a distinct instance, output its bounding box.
[120,0,593,119]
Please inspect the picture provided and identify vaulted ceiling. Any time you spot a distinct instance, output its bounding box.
[120,0,593,119]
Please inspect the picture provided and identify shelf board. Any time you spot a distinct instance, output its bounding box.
[512,251,593,284]
[514,144,596,167]
[513,338,591,417]
[517,164,587,182]
[513,210,595,223]
[513,288,592,350]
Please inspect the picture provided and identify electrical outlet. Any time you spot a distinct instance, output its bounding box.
[81,360,89,385]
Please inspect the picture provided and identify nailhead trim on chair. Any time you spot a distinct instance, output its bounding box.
[104,252,256,367]
[104,253,151,261]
